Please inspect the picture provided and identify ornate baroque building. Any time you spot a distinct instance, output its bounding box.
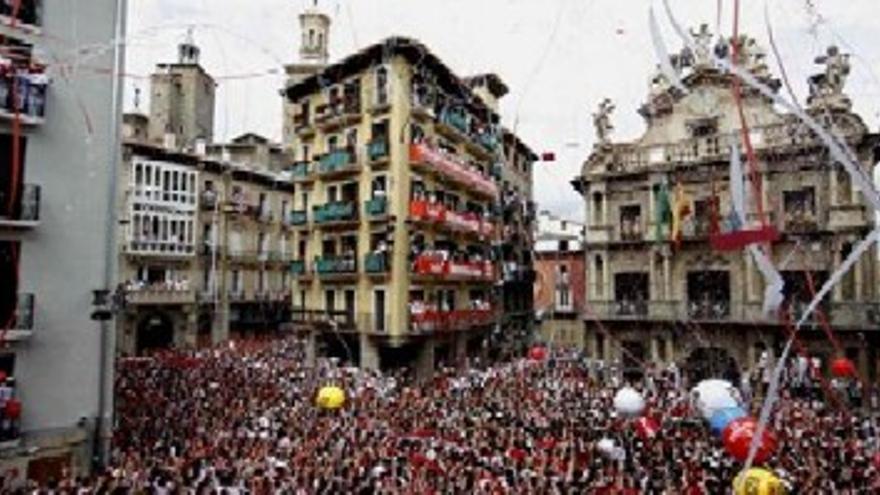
[574,27,880,381]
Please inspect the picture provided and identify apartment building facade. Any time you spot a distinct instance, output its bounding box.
[0,0,127,482]
[283,23,536,374]
[573,29,880,381]
[533,211,586,348]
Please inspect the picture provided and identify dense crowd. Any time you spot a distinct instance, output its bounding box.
[14,337,880,493]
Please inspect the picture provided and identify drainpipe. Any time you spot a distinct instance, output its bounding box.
[95,0,128,470]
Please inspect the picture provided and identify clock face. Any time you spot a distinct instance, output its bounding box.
[688,88,720,117]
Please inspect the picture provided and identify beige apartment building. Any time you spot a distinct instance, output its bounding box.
[117,40,295,355]
[574,28,880,382]
[283,5,536,374]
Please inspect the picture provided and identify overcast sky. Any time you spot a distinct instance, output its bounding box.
[124,0,880,221]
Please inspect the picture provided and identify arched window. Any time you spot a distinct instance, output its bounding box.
[309,29,315,47]
[376,66,389,106]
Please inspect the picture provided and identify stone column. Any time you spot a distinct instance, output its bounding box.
[829,168,838,206]
[663,253,671,301]
[832,246,843,301]
[855,253,864,302]
[745,252,755,302]
[602,193,608,226]
[305,331,317,368]
[359,333,380,370]
[183,307,198,348]
[416,339,436,383]
[649,252,657,300]
[650,335,659,362]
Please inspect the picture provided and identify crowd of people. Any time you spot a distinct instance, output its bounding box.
[14,337,880,493]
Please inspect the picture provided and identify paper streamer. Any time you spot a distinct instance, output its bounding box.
[649,7,688,94]
[729,144,784,316]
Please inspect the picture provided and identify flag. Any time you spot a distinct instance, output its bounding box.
[541,152,556,162]
[671,181,691,247]
[654,182,672,241]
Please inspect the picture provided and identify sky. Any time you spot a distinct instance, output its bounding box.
[123,0,880,221]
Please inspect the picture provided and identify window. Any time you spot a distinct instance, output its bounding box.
[302,144,310,161]
[591,192,603,224]
[327,135,338,151]
[559,240,569,252]
[325,290,336,312]
[556,265,571,310]
[375,66,389,106]
[308,29,315,46]
[594,255,604,298]
[346,128,358,150]
[232,270,241,293]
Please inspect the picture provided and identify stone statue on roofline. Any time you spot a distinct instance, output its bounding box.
[593,98,615,146]
[808,45,851,110]
[690,23,714,69]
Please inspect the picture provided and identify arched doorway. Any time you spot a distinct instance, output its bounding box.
[685,346,740,384]
[136,312,174,355]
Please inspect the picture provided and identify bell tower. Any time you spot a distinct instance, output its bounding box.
[298,0,331,66]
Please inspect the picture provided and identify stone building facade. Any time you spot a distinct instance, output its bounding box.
[574,30,880,381]
[117,43,295,356]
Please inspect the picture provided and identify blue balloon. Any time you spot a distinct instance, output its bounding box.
[709,407,747,436]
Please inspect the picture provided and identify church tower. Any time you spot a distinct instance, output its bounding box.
[282,0,332,150]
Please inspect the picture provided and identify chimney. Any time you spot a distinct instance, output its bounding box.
[163,132,178,150]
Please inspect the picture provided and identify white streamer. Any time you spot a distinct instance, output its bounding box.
[649,7,688,94]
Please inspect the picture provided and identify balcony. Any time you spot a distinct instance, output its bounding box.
[365,251,390,275]
[317,148,360,179]
[126,240,196,258]
[412,252,495,283]
[687,299,731,321]
[3,293,34,341]
[0,0,41,30]
[289,210,308,227]
[0,183,40,229]
[410,143,498,199]
[409,306,498,334]
[293,113,315,137]
[289,161,313,182]
[613,299,649,317]
[0,70,48,126]
[290,259,308,276]
[365,196,388,219]
[313,201,358,228]
[227,249,259,264]
[783,212,820,234]
[316,99,362,131]
[228,289,245,302]
[125,287,196,306]
[315,256,357,280]
[409,200,494,239]
[199,190,218,210]
[367,139,390,166]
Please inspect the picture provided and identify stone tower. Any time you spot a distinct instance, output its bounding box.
[282,1,332,151]
[148,29,216,150]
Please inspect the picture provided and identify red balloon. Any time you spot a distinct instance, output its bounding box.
[722,417,776,463]
[635,416,660,440]
[4,399,21,420]
[528,346,547,361]
[830,358,857,378]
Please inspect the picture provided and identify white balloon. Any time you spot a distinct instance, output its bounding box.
[691,379,741,420]
[613,387,645,417]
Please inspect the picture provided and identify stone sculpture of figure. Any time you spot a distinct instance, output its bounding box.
[808,45,851,99]
[649,65,671,99]
[690,23,714,68]
[593,98,615,145]
[738,36,770,79]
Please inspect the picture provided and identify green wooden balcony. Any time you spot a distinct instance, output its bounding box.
[365,252,389,273]
[367,140,389,161]
[290,161,311,179]
[318,149,356,174]
[289,210,308,226]
[315,256,357,275]
[313,201,357,224]
[440,109,469,134]
[365,197,388,217]
[290,260,307,275]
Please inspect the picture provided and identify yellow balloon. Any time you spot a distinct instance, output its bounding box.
[316,386,346,410]
[733,468,786,495]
